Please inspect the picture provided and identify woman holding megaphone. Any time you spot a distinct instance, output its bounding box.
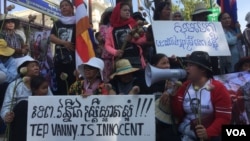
[147,53,182,141]
[171,51,232,141]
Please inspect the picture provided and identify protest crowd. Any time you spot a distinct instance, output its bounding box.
[1,0,250,141]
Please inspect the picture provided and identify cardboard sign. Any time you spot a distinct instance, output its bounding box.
[152,21,231,57]
[27,95,155,141]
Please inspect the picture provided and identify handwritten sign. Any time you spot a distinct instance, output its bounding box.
[152,21,231,56]
[27,95,155,141]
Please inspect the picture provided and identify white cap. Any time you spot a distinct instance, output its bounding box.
[78,57,104,80]
[15,55,37,69]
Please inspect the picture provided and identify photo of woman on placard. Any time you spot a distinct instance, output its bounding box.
[32,34,41,60]
[114,29,129,48]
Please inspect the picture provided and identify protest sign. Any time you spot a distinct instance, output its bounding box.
[152,21,231,57]
[30,31,56,91]
[214,71,250,124]
[27,95,155,141]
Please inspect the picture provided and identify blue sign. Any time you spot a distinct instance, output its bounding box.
[8,0,61,18]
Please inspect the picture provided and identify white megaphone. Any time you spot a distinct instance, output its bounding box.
[145,64,187,87]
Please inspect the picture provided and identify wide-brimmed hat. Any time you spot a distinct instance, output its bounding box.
[0,17,20,28]
[185,51,212,72]
[155,97,174,124]
[78,57,104,80]
[110,59,139,79]
[245,12,250,25]
[15,55,38,74]
[132,12,145,21]
[234,57,250,72]
[192,2,212,16]
[0,39,15,56]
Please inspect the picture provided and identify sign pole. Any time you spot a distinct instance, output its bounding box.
[4,0,7,14]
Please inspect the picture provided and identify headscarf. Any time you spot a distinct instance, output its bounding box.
[59,16,76,24]
[110,2,137,28]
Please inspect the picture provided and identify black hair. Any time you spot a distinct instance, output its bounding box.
[153,1,171,20]
[60,0,74,15]
[36,34,42,41]
[95,32,101,39]
[60,0,73,9]
[247,23,250,28]
[30,75,48,95]
[100,11,113,25]
[197,65,213,79]
[120,2,131,9]
[59,28,68,35]
[150,53,167,66]
[2,18,20,29]
[218,12,229,21]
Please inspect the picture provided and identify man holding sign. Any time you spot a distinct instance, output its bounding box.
[191,2,220,75]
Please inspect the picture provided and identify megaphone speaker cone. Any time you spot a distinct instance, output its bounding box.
[145,64,187,87]
[145,64,152,87]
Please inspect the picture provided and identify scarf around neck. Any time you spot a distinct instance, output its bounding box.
[59,16,76,24]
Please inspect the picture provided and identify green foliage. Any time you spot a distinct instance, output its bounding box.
[172,0,218,21]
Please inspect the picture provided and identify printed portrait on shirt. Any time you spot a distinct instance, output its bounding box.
[114,28,130,49]
[58,28,73,42]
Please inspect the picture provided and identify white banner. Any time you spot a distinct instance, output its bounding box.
[214,71,250,124]
[152,21,231,57]
[27,95,155,141]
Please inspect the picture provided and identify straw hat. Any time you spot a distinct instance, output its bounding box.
[0,17,20,29]
[110,59,139,79]
[0,39,15,56]
[78,57,104,80]
[192,2,212,15]
[155,97,173,124]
